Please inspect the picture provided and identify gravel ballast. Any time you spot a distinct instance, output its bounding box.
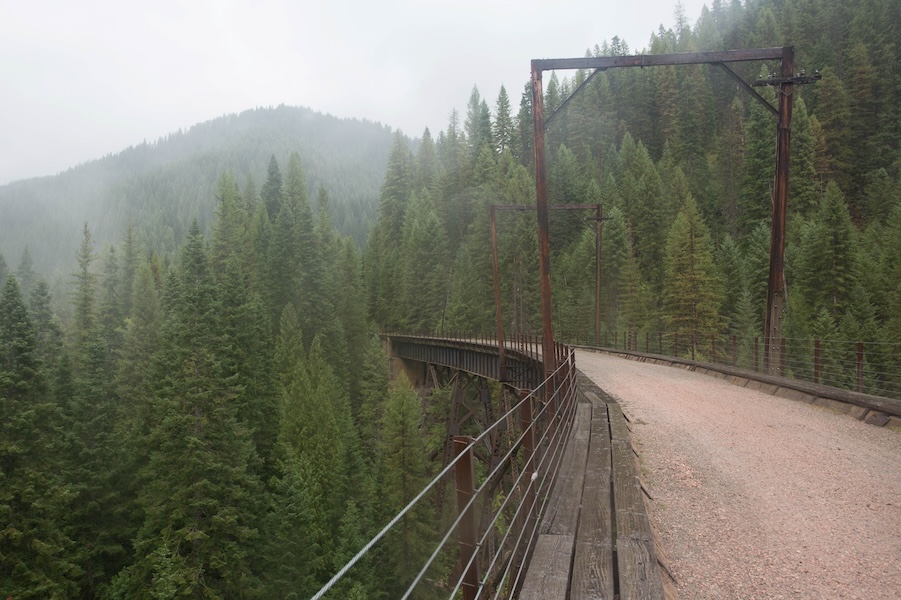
[576,350,901,600]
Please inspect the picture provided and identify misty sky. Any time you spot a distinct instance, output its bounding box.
[0,0,710,185]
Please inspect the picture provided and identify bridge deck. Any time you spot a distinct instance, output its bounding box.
[577,350,901,599]
[519,384,664,599]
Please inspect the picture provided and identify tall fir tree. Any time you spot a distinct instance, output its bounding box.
[662,196,725,355]
[121,222,263,598]
[261,154,284,222]
[1,274,81,598]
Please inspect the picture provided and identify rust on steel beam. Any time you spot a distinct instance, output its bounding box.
[531,60,557,380]
[763,46,794,375]
[533,47,785,72]
[490,206,507,382]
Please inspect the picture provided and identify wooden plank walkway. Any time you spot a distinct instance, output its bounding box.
[519,387,663,599]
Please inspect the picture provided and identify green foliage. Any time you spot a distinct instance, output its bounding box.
[796,182,860,318]
[1,275,81,598]
[663,196,725,350]
[379,375,433,597]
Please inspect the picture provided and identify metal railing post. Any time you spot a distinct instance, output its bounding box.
[857,341,864,393]
[814,339,821,384]
[732,334,738,366]
[454,436,479,600]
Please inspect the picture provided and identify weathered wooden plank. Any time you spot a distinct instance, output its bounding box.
[572,403,615,599]
[518,534,575,600]
[608,403,631,442]
[612,440,649,538]
[572,540,614,600]
[541,402,592,535]
[583,389,603,407]
[617,537,666,599]
[609,405,664,599]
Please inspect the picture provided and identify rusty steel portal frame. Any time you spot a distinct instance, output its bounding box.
[531,46,815,377]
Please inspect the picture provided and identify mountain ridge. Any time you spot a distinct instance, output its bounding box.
[0,104,397,276]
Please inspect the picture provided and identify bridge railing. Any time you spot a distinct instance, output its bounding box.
[312,339,577,600]
[559,329,901,400]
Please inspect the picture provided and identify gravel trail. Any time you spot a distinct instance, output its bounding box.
[576,350,901,600]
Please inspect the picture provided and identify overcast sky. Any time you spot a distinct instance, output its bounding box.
[0,0,710,185]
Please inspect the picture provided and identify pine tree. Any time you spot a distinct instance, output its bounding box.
[367,132,413,327]
[266,195,300,326]
[812,68,852,192]
[261,154,284,222]
[64,223,128,597]
[72,223,99,342]
[99,246,125,354]
[28,277,64,371]
[15,246,37,300]
[846,41,879,203]
[262,451,326,598]
[379,375,433,597]
[739,83,776,234]
[621,141,669,295]
[514,81,533,168]
[789,96,819,215]
[796,182,860,319]
[399,192,449,333]
[120,221,141,321]
[211,171,247,274]
[122,222,263,598]
[0,274,81,598]
[662,196,725,356]
[464,86,492,160]
[416,127,438,193]
[493,85,514,154]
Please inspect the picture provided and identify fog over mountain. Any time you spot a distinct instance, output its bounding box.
[0,105,394,276]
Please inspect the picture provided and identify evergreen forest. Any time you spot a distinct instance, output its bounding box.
[2,0,901,597]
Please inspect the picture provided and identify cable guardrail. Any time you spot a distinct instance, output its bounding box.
[312,337,577,600]
[557,329,901,401]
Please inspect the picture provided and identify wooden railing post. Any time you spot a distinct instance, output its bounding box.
[454,437,479,600]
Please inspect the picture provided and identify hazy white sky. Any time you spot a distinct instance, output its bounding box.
[0,0,709,185]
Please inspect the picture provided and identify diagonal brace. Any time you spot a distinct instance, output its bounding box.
[714,62,778,117]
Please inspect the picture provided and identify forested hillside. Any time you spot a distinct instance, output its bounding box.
[0,105,394,276]
[2,0,901,598]
[367,0,901,393]
[1,155,452,597]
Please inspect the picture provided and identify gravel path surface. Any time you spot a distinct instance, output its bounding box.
[576,350,901,600]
